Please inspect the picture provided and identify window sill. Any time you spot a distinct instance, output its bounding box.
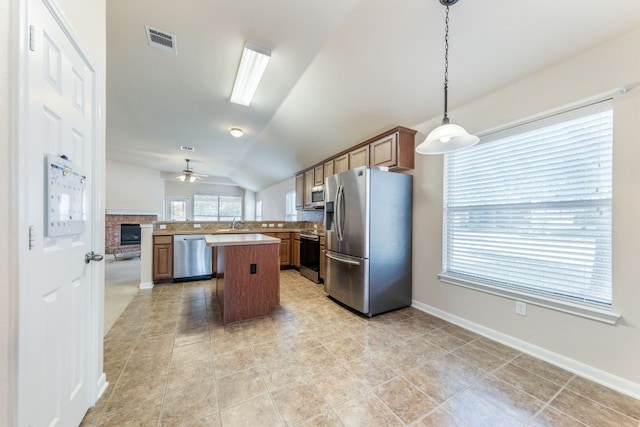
[438,273,621,325]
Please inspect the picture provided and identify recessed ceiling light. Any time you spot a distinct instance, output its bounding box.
[230,42,271,106]
[230,128,244,138]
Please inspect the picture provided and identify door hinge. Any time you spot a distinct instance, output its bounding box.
[28,225,35,250]
[29,25,35,51]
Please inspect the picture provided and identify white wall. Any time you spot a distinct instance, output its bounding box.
[411,27,640,394]
[256,177,294,220]
[106,159,165,214]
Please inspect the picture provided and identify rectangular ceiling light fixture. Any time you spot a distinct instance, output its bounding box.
[230,42,271,106]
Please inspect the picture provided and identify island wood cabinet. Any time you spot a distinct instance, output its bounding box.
[319,235,326,281]
[152,235,173,282]
[263,232,292,267]
[292,232,300,268]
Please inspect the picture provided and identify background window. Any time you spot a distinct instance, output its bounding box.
[193,194,242,221]
[285,191,297,221]
[167,197,189,221]
[442,103,613,314]
[256,201,262,221]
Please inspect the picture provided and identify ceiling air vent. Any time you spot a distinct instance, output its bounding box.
[145,25,177,54]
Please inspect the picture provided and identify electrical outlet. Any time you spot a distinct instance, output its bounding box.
[277,223,283,228]
[515,301,527,316]
[268,224,275,228]
[193,223,201,228]
[159,224,167,229]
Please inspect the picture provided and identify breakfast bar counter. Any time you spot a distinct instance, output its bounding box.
[205,234,281,325]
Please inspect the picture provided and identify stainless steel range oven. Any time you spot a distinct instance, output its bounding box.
[299,231,321,283]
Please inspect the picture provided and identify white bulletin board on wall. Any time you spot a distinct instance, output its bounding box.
[47,154,87,237]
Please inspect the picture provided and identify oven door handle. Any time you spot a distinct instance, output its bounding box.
[326,252,361,266]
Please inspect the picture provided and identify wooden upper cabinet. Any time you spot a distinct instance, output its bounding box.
[334,154,349,174]
[371,128,416,170]
[349,145,370,169]
[314,165,324,186]
[294,127,416,206]
[323,160,334,180]
[295,173,304,209]
[303,169,314,208]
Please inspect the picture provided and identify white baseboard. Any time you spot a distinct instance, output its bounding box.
[139,281,154,289]
[412,300,640,400]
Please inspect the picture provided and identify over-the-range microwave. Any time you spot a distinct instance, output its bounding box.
[310,185,324,208]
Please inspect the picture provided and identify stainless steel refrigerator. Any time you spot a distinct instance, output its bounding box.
[324,166,412,316]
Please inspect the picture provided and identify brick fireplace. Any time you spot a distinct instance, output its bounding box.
[105,213,158,254]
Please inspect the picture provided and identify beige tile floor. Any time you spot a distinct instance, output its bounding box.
[84,270,640,426]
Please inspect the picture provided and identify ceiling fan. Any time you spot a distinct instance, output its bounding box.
[176,159,208,182]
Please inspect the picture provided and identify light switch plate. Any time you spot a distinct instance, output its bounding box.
[515,301,527,316]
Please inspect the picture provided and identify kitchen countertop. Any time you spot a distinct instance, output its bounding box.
[204,233,281,247]
[153,228,304,236]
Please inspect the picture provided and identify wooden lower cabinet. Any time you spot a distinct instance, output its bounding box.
[153,235,173,282]
[292,233,300,268]
[319,235,326,281]
[263,232,292,267]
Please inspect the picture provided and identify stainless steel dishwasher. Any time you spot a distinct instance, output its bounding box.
[173,234,213,281]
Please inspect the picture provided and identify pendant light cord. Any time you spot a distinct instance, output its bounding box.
[442,4,450,124]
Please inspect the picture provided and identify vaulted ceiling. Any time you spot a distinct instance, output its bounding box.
[106,0,640,191]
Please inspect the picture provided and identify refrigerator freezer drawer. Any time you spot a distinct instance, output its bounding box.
[325,251,370,315]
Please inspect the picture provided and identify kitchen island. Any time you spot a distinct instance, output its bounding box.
[205,234,281,325]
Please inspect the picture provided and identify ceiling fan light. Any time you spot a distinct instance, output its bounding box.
[416,123,479,155]
[177,174,186,182]
[230,128,244,138]
[189,175,196,183]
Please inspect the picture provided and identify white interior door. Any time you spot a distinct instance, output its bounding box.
[20,0,100,425]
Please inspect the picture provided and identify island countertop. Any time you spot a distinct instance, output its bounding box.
[204,233,281,247]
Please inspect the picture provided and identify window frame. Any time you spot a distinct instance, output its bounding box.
[440,101,619,324]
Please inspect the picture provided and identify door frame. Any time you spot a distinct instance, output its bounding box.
[13,0,107,424]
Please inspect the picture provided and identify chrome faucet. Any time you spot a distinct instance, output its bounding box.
[231,218,240,230]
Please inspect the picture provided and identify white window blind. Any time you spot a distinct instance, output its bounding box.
[285,191,297,221]
[442,103,613,318]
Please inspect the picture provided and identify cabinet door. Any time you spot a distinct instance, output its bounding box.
[349,145,370,169]
[324,160,334,180]
[314,165,324,186]
[279,238,291,267]
[293,235,300,268]
[153,244,173,280]
[334,154,349,174]
[295,173,304,209]
[370,133,397,168]
[304,169,314,208]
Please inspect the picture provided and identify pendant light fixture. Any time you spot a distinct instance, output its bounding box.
[416,0,479,155]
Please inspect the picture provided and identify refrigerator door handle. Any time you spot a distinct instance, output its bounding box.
[326,252,361,266]
[337,184,345,242]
